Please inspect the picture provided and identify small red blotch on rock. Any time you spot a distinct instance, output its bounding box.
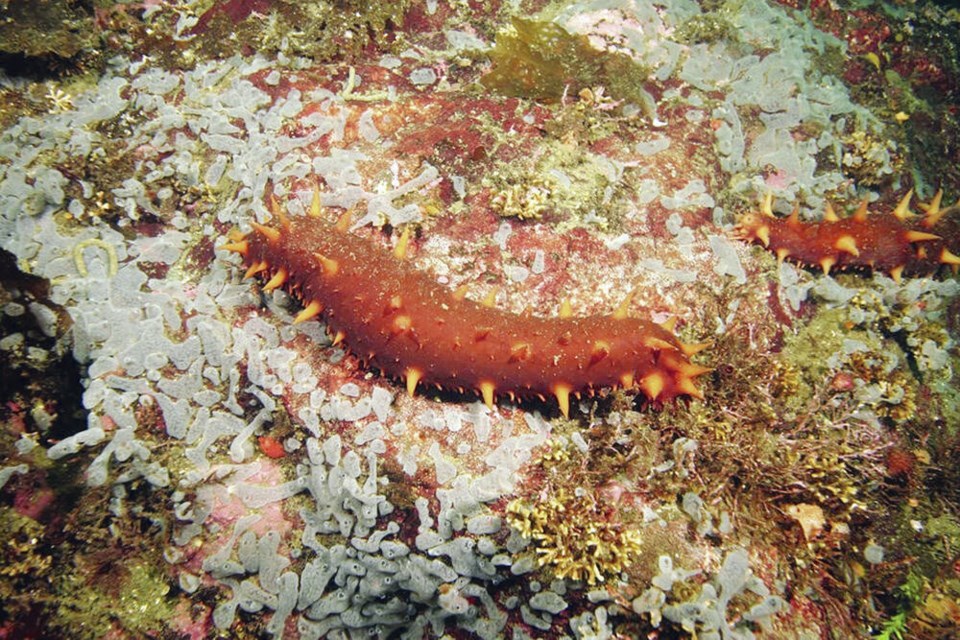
[829,371,855,392]
[258,435,285,459]
[14,486,55,521]
[885,448,916,479]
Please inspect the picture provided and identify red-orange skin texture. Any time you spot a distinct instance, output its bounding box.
[241,216,700,406]
[737,209,960,276]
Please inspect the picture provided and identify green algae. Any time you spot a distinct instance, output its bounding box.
[53,557,174,639]
[874,504,960,639]
[673,13,736,44]
[929,372,960,438]
[484,137,625,226]
[0,0,97,60]
[504,423,660,587]
[777,307,851,403]
[195,0,412,62]
[481,17,650,104]
[0,507,53,620]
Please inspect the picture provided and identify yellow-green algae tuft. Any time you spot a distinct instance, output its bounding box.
[52,551,175,639]
[507,484,643,586]
[193,0,412,62]
[481,17,651,104]
[485,137,627,226]
[0,507,53,616]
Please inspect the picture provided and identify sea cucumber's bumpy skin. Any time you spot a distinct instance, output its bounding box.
[223,200,710,418]
[735,191,960,281]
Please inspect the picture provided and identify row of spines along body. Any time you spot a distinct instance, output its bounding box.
[735,190,960,281]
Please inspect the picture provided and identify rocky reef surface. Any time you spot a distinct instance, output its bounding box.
[1,1,959,638]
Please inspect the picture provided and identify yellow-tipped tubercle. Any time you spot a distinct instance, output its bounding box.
[940,247,960,266]
[760,192,775,218]
[250,221,281,242]
[754,224,771,247]
[552,383,572,419]
[903,230,940,243]
[819,256,836,276]
[220,239,249,255]
[294,301,323,324]
[313,253,340,275]
[263,268,288,292]
[834,235,860,257]
[680,341,711,357]
[479,381,496,409]
[852,198,870,222]
[244,260,268,279]
[640,372,665,401]
[394,227,412,260]
[612,290,634,320]
[335,210,352,232]
[406,367,422,396]
[823,202,840,223]
[892,189,914,221]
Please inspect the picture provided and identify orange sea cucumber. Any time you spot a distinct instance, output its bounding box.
[221,193,710,418]
[735,191,960,281]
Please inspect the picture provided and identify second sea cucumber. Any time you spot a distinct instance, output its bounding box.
[222,194,711,418]
[735,191,960,281]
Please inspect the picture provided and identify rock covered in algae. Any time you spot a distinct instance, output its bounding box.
[481,17,650,104]
[0,0,97,60]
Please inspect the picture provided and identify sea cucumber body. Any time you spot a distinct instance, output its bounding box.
[735,193,960,279]
[761,216,919,272]
[233,213,706,415]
